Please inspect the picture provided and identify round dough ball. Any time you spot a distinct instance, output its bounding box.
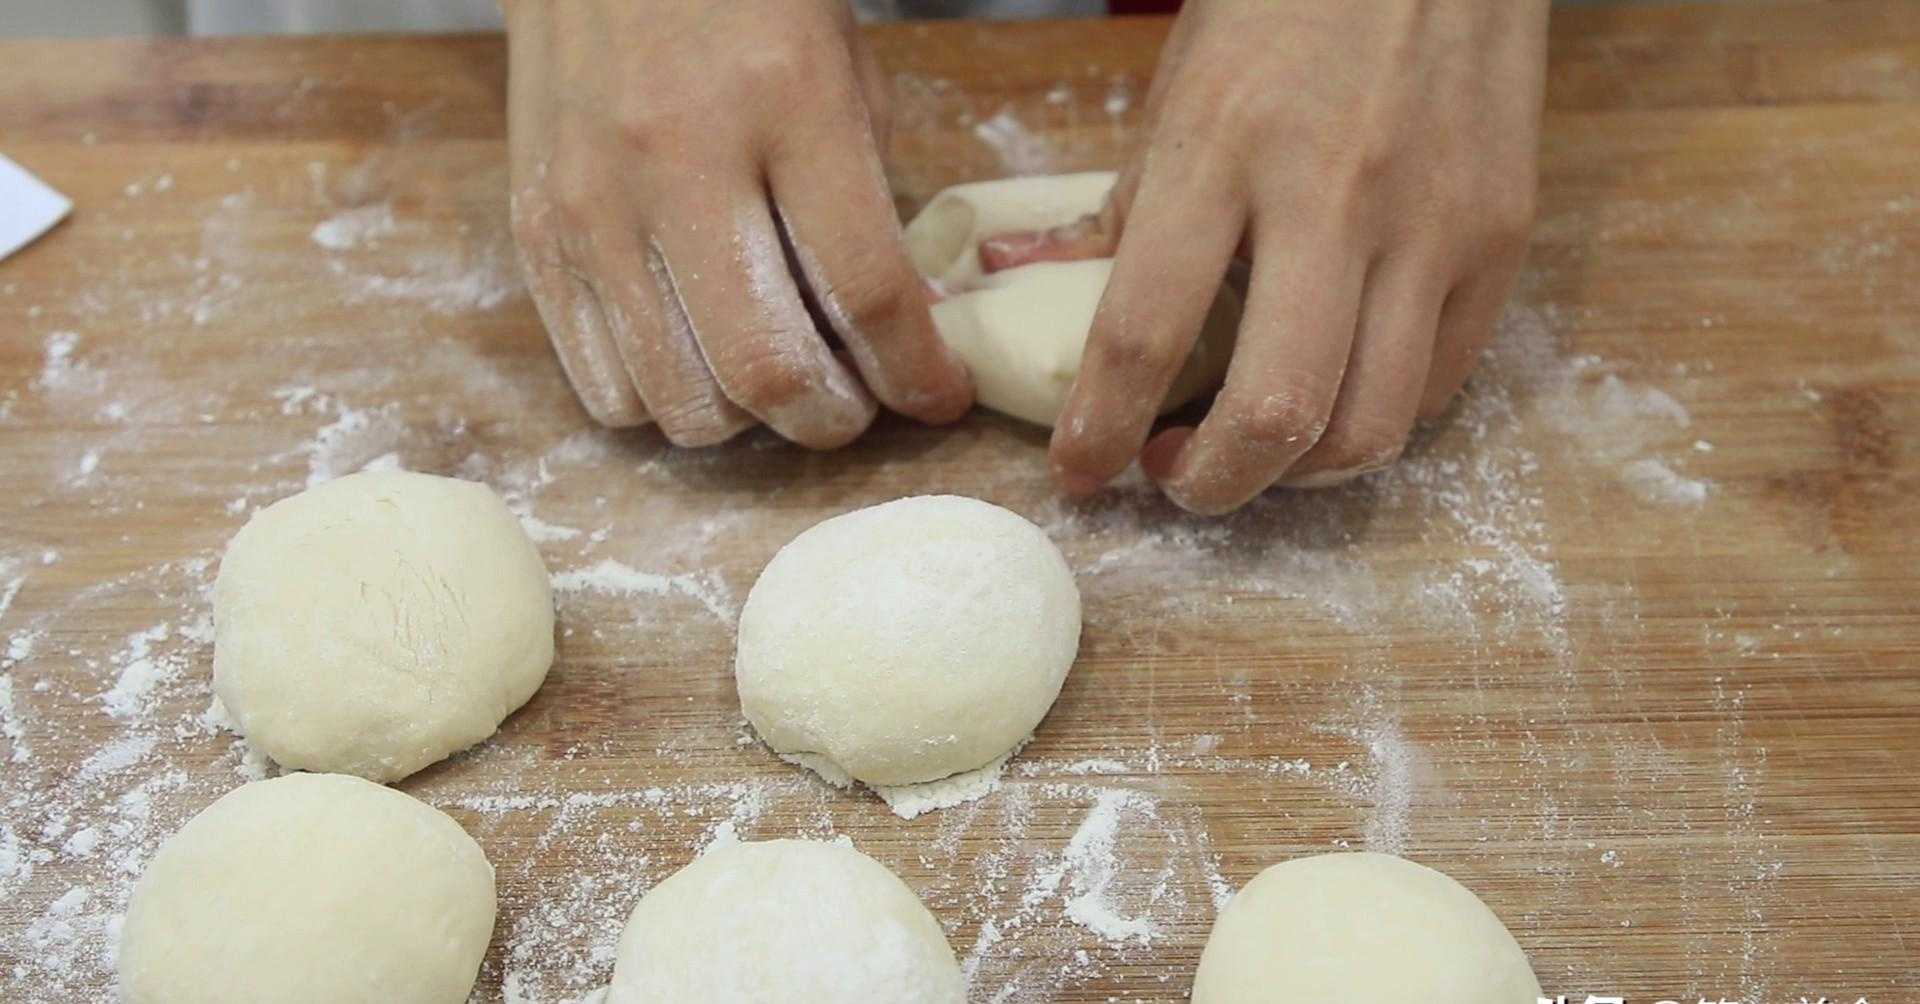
[736,495,1079,787]
[904,172,1241,427]
[118,773,496,1004]
[213,469,554,782]
[1192,852,1542,1004]
[608,839,962,1004]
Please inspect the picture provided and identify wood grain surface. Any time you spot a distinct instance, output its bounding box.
[1,4,1916,1002]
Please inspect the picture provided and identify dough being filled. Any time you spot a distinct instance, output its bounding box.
[117,773,496,1004]
[735,495,1080,788]
[906,171,1116,291]
[607,839,963,1004]
[904,171,1241,427]
[213,469,554,782]
[1192,852,1542,1004]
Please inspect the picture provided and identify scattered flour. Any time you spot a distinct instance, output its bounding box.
[68,448,102,485]
[1621,457,1710,507]
[0,673,27,763]
[550,558,736,623]
[99,623,187,720]
[1049,757,1130,776]
[357,450,402,474]
[972,109,1056,176]
[0,566,25,626]
[309,202,397,251]
[75,734,158,783]
[295,403,405,489]
[1314,713,1427,857]
[270,383,325,416]
[519,514,585,543]
[875,747,1019,820]
[1049,789,1160,944]
[35,332,86,393]
[335,245,522,314]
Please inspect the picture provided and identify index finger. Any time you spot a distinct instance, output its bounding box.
[767,97,973,425]
[1143,217,1367,515]
[1047,154,1244,495]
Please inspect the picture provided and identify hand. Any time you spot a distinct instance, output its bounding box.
[503,0,972,446]
[1039,0,1550,513]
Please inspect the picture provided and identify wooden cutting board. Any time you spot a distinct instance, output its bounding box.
[0,4,1915,1001]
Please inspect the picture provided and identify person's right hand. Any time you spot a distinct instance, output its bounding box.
[503,0,973,446]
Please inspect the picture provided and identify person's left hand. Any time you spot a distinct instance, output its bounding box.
[1001,0,1550,514]
[503,0,973,446]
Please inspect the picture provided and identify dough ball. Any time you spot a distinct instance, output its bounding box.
[213,469,554,782]
[904,172,1241,427]
[608,839,962,1004]
[118,773,496,1004]
[736,495,1079,787]
[1192,852,1542,1004]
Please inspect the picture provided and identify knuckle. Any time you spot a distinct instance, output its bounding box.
[653,396,745,448]
[1423,169,1476,227]
[717,340,818,414]
[609,98,685,153]
[822,257,917,338]
[1156,68,1251,144]
[580,389,648,429]
[1342,129,1395,192]
[1283,147,1369,235]
[1089,325,1187,384]
[1438,171,1535,257]
[734,33,810,92]
[1222,90,1280,141]
[508,193,558,252]
[1486,181,1538,248]
[544,166,607,228]
[553,355,647,429]
[510,214,555,261]
[1222,382,1335,454]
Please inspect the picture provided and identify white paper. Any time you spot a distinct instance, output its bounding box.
[0,153,73,263]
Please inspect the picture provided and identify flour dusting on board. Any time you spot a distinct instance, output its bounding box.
[550,559,737,624]
[875,746,1019,820]
[329,245,522,314]
[0,285,1773,999]
[2,84,1816,1000]
[309,202,397,251]
[1051,788,1162,944]
[972,108,1056,176]
[1620,457,1709,507]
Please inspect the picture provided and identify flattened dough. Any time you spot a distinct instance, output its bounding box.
[904,172,1241,427]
